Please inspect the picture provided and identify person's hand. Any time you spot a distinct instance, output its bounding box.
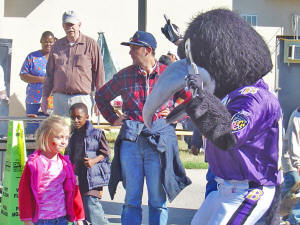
[112,113,128,126]
[24,221,34,225]
[41,97,48,114]
[84,155,105,168]
[27,114,38,118]
[191,145,200,155]
[160,108,170,119]
[83,157,96,168]
[75,221,84,225]
[161,15,183,44]
[94,104,100,116]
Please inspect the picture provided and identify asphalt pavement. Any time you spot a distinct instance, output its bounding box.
[101,169,207,225]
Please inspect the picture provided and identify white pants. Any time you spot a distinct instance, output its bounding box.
[53,93,93,117]
[191,178,275,225]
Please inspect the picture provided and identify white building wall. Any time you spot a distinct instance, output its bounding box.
[0,0,293,116]
[147,0,232,63]
[0,0,233,116]
[255,26,283,92]
[1,0,139,116]
[233,0,300,35]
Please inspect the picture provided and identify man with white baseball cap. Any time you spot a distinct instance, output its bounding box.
[167,48,179,63]
[41,10,105,119]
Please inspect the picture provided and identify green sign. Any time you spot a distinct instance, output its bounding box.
[0,121,27,225]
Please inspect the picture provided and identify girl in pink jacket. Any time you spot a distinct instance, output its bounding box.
[18,115,85,225]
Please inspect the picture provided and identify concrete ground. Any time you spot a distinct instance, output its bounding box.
[101,169,207,225]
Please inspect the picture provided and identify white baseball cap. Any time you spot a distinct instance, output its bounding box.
[167,47,179,60]
[62,10,81,24]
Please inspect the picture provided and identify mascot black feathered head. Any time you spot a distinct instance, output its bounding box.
[143,8,273,150]
[184,9,272,99]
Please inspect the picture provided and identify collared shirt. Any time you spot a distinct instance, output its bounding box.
[20,50,47,104]
[95,62,170,124]
[43,32,105,98]
[206,79,282,186]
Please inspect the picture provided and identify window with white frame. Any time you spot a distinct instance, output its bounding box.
[241,14,258,26]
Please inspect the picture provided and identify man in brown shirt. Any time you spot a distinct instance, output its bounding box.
[41,10,105,117]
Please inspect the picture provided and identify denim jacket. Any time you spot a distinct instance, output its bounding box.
[108,119,191,202]
[67,121,111,190]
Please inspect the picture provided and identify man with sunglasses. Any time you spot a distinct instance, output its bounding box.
[95,31,191,225]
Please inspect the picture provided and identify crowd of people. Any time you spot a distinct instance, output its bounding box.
[10,7,300,225]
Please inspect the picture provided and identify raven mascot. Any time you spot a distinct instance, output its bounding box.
[143,9,282,225]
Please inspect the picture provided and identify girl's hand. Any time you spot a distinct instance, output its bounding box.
[75,220,84,225]
[24,221,34,225]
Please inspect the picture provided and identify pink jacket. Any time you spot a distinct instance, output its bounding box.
[18,150,85,223]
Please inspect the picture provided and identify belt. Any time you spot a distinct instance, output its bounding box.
[62,92,83,95]
[0,99,8,104]
[249,181,262,189]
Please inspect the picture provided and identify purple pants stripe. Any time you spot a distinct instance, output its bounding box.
[227,187,263,225]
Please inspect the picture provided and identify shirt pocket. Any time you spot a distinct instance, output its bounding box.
[53,53,65,66]
[74,55,92,69]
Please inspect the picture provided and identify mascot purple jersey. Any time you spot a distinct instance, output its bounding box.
[143,8,282,225]
[207,79,282,186]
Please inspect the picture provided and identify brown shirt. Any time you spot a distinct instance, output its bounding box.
[43,32,105,97]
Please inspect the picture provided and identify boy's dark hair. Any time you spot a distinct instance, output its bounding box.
[69,102,88,115]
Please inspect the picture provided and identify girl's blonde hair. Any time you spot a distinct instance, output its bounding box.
[35,115,70,152]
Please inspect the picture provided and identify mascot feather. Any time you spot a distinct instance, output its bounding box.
[143,9,282,225]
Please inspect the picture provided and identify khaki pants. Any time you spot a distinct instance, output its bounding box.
[53,93,93,117]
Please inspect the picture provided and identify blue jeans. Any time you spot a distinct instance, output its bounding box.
[120,137,168,225]
[26,103,40,134]
[282,171,300,224]
[191,127,202,148]
[34,216,68,225]
[83,195,108,225]
[0,100,9,137]
[205,166,217,198]
[181,118,193,149]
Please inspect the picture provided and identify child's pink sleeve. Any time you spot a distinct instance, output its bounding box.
[19,164,35,221]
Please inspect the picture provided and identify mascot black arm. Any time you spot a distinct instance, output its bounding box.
[181,74,236,150]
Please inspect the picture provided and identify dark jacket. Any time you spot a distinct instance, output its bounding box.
[67,121,111,190]
[108,119,191,202]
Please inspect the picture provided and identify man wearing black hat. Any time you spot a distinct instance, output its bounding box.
[95,31,191,225]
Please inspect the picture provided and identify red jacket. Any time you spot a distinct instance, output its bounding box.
[18,150,85,223]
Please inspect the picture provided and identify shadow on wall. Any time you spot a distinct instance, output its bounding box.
[4,0,45,17]
[8,93,25,116]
